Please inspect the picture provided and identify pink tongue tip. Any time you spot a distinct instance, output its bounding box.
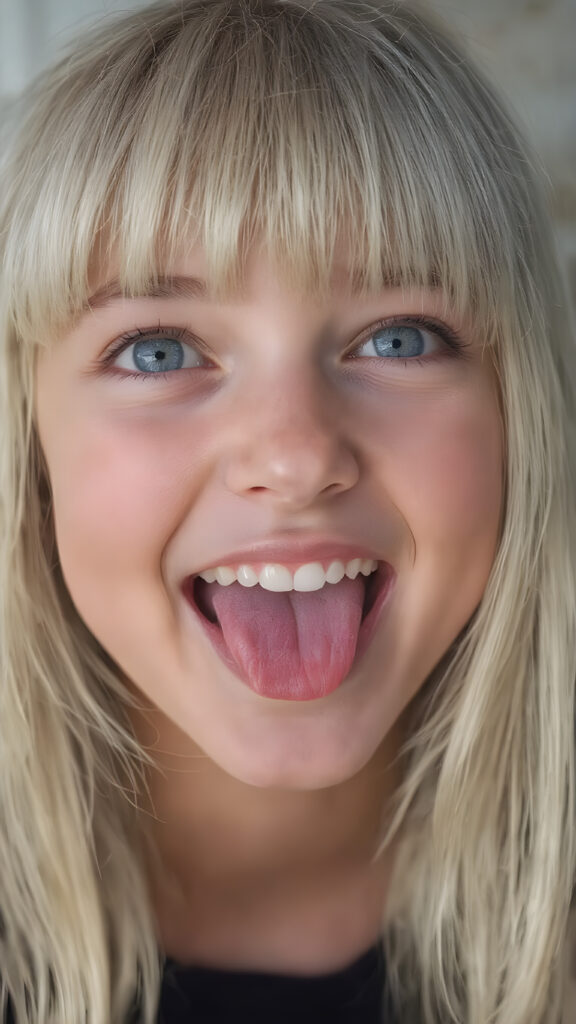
[207,577,366,700]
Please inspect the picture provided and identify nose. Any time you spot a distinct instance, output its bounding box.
[222,378,360,511]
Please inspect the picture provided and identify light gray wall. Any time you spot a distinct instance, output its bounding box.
[1,0,575,295]
[427,0,576,300]
[0,0,145,95]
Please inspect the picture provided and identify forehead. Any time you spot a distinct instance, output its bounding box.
[82,243,460,320]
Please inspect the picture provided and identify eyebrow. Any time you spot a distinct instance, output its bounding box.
[84,275,207,311]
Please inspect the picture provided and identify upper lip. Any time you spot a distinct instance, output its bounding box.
[184,537,390,577]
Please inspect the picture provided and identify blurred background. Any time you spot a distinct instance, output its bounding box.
[1,0,574,302]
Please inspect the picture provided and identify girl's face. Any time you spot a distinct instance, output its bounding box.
[35,245,503,789]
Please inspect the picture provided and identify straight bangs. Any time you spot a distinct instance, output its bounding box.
[3,0,531,350]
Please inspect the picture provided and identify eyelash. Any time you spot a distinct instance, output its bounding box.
[97,315,467,382]
[98,325,209,383]
[349,315,466,366]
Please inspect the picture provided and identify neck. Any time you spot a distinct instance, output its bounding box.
[132,709,404,971]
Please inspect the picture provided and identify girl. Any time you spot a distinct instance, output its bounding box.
[1,1,575,1021]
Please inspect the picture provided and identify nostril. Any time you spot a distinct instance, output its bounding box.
[223,426,360,506]
[322,481,349,497]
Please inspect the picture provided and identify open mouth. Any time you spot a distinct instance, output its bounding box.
[183,560,394,701]
[192,560,385,626]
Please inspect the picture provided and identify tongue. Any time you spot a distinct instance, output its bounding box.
[206,577,365,700]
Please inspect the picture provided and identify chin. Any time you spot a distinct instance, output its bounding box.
[197,721,387,791]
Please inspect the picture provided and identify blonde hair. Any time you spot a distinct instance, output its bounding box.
[1,1,575,1021]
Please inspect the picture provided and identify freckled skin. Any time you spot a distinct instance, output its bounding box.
[35,247,503,792]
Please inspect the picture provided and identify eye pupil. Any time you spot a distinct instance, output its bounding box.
[132,338,185,372]
[371,325,425,359]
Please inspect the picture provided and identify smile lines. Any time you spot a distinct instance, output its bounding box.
[197,558,378,593]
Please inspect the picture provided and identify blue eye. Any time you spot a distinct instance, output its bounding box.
[356,324,431,359]
[131,338,184,373]
[112,333,207,374]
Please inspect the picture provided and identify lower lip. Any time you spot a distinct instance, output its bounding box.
[182,564,395,701]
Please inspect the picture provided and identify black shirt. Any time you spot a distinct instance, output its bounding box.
[156,944,393,1023]
[4,944,395,1022]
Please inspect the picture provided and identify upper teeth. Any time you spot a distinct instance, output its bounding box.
[197,558,378,593]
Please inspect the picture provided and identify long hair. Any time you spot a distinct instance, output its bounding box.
[1,2,575,1021]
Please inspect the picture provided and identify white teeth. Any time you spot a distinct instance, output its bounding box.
[237,565,259,588]
[199,568,217,583]
[215,566,235,586]
[345,558,362,580]
[293,562,325,592]
[259,564,293,592]
[197,557,378,592]
[325,560,345,584]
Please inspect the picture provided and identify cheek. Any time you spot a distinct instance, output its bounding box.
[355,383,503,716]
[44,414,204,607]
[373,385,503,556]
[408,402,503,646]
[363,379,503,654]
[413,412,502,550]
